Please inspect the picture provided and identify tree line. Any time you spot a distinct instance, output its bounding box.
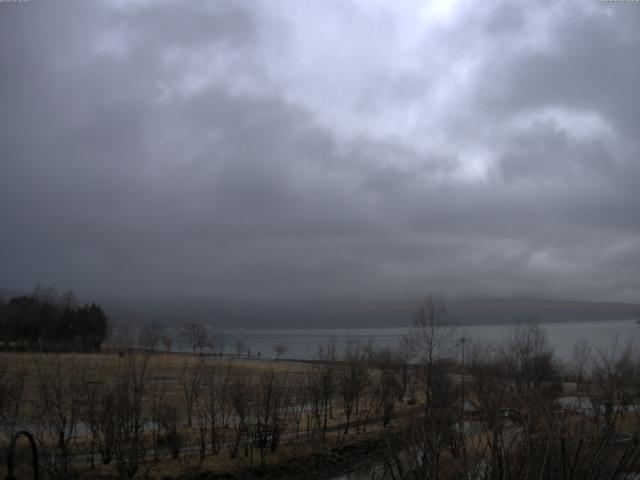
[0,287,108,351]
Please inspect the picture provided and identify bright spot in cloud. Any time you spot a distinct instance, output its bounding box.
[419,0,461,23]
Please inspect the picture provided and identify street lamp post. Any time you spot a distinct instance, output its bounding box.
[460,336,467,469]
[460,336,466,411]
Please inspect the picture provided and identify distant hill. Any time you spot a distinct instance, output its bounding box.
[3,287,637,328]
[100,296,640,329]
[448,297,640,325]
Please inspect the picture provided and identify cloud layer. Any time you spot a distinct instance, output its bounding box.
[1,0,639,303]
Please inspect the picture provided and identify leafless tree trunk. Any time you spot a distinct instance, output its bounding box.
[200,361,219,455]
[407,293,457,412]
[0,361,27,443]
[178,357,204,428]
[273,343,288,359]
[339,339,369,434]
[592,342,638,428]
[138,321,164,353]
[113,352,151,480]
[317,342,337,437]
[373,349,403,427]
[305,367,325,438]
[229,373,250,459]
[571,339,592,391]
[79,360,118,467]
[290,374,308,440]
[32,353,82,479]
[157,399,182,460]
[180,322,208,355]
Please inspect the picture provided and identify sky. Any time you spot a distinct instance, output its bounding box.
[1,0,639,304]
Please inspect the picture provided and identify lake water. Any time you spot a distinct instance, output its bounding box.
[218,319,639,363]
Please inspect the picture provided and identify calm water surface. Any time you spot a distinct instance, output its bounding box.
[219,319,639,362]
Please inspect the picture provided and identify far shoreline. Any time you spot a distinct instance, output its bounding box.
[210,317,639,332]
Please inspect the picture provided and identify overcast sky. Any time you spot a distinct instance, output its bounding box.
[1,0,639,304]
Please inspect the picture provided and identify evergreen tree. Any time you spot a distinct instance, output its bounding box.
[0,288,109,350]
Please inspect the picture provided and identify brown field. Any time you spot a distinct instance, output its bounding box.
[0,350,412,479]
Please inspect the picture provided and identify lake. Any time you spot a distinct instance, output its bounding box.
[218,319,639,363]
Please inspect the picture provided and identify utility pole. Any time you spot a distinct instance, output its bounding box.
[460,336,467,471]
[460,336,466,410]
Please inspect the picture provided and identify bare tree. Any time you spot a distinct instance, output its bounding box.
[254,368,289,464]
[0,360,27,443]
[317,342,337,437]
[339,339,369,434]
[468,341,511,477]
[290,374,308,439]
[79,362,119,467]
[147,357,165,462]
[196,402,208,461]
[138,321,163,353]
[377,323,639,480]
[157,398,182,460]
[395,337,413,402]
[571,339,592,390]
[501,322,562,476]
[180,321,208,355]
[592,342,638,428]
[112,353,151,480]
[304,367,325,438]
[178,357,204,428]
[217,364,235,435]
[31,354,83,478]
[373,349,403,427]
[378,294,460,479]
[199,361,225,455]
[407,293,457,410]
[503,322,560,397]
[272,343,288,359]
[229,373,251,459]
[209,327,225,356]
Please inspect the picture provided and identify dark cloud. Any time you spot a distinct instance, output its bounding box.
[0,0,639,305]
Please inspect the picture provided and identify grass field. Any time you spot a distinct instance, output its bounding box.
[0,350,412,479]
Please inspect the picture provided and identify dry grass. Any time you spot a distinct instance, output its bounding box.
[0,350,313,391]
[0,350,407,479]
[1,350,312,371]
